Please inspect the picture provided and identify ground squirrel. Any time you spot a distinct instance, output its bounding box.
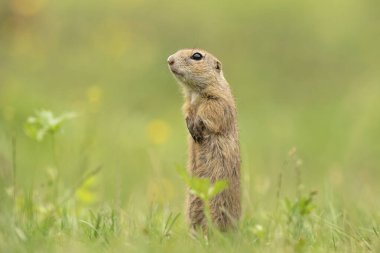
[167,49,241,232]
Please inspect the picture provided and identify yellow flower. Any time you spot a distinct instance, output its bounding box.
[75,176,99,205]
[75,189,98,204]
[146,119,170,145]
[86,86,103,105]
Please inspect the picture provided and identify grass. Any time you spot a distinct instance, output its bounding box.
[0,133,379,252]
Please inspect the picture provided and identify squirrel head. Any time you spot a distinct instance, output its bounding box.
[167,49,226,93]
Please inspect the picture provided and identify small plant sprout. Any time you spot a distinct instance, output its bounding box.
[285,188,318,241]
[176,166,228,232]
[24,109,76,167]
[24,110,76,142]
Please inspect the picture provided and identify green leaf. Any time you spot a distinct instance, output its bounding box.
[175,166,191,185]
[24,110,76,141]
[208,180,228,198]
[176,165,230,201]
[188,177,211,201]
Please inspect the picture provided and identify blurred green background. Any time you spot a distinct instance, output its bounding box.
[1,0,380,221]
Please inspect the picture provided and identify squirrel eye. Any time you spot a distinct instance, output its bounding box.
[190,52,203,61]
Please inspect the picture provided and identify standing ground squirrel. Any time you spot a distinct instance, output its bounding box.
[167,49,241,232]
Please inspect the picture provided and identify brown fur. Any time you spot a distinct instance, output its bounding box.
[167,49,241,232]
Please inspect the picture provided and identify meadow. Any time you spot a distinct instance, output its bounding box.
[1,0,380,252]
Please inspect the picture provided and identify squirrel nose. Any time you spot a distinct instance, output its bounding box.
[167,56,175,65]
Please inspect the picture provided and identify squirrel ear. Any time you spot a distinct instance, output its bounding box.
[215,60,222,72]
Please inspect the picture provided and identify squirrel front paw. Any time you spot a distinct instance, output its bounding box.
[186,117,205,143]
